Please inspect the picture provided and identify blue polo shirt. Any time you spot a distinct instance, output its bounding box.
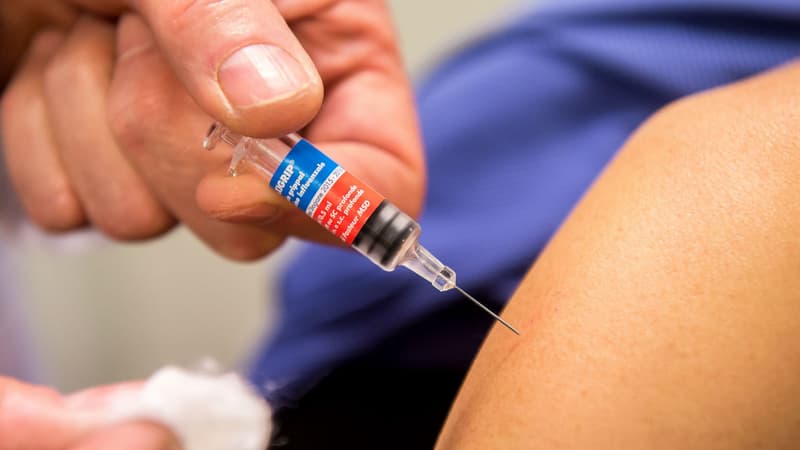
[250,0,800,407]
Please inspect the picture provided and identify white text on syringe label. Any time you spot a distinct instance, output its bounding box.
[306,166,345,216]
[269,140,383,244]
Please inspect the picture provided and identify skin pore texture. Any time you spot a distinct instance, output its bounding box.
[437,62,800,449]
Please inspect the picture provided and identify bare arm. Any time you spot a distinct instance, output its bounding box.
[438,62,800,449]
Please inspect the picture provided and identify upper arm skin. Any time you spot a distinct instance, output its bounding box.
[437,63,800,449]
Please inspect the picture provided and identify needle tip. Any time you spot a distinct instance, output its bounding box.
[455,286,520,336]
[505,322,521,336]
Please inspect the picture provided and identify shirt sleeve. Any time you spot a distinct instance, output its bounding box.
[250,0,800,407]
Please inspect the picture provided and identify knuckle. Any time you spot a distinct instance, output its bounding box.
[92,194,175,241]
[42,52,93,97]
[41,30,111,98]
[25,186,86,232]
[107,91,162,151]
[29,29,67,55]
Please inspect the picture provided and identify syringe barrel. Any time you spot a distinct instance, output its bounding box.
[204,123,425,272]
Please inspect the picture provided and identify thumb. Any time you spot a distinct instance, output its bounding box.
[130,0,323,137]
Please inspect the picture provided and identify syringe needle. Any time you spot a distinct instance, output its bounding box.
[455,286,520,336]
[203,124,521,336]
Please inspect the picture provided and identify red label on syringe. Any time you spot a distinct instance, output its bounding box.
[269,140,383,244]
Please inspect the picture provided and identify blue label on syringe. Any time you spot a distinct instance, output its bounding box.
[269,140,343,213]
[269,140,384,244]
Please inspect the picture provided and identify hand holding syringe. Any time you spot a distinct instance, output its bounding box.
[204,123,519,335]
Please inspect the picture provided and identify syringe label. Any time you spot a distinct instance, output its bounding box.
[270,140,338,211]
[306,166,345,217]
[269,140,384,244]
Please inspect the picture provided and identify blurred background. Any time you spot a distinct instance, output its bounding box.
[5,0,524,392]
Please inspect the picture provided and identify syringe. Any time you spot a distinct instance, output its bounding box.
[203,123,519,335]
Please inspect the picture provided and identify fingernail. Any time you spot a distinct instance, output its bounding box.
[218,44,311,109]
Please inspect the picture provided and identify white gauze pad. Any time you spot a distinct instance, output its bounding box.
[105,366,272,450]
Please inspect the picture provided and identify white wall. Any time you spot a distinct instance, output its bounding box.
[11,0,524,392]
[390,1,526,72]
